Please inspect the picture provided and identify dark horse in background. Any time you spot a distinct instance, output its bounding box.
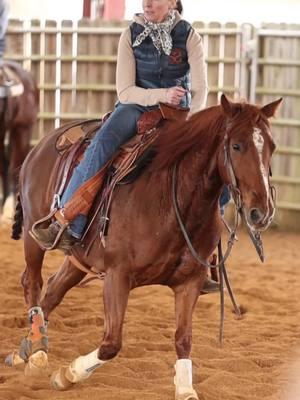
[0,61,38,213]
[6,95,281,400]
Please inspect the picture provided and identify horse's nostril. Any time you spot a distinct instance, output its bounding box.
[249,208,263,224]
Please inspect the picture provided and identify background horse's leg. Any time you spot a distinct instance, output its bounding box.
[41,257,86,320]
[0,126,9,210]
[9,124,32,197]
[51,268,130,391]
[172,277,205,400]
[1,124,32,223]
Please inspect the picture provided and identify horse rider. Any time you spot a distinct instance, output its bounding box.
[0,0,8,68]
[34,0,211,250]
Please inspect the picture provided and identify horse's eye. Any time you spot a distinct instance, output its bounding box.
[232,143,241,151]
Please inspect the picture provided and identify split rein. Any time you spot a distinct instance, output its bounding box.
[171,138,246,343]
[171,133,277,343]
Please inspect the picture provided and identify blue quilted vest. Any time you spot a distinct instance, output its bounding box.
[131,20,192,108]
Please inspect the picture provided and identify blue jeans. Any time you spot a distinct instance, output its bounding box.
[61,103,157,237]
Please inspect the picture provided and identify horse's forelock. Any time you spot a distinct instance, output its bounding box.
[228,104,276,154]
[227,104,260,133]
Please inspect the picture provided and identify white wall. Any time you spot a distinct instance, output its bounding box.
[126,0,300,25]
[8,0,300,24]
[9,0,83,20]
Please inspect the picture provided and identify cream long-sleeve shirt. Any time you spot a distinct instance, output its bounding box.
[116,12,208,115]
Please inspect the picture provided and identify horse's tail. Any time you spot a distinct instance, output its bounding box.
[11,193,23,240]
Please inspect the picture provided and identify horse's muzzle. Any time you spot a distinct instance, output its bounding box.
[247,206,274,231]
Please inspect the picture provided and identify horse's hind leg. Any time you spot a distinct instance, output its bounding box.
[51,268,130,391]
[41,257,86,320]
[21,233,45,307]
[6,232,48,374]
[8,245,86,374]
[172,276,205,400]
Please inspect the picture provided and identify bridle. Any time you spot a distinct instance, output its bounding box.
[172,127,277,267]
[223,130,277,260]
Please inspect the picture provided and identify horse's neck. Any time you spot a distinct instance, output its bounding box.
[177,141,224,219]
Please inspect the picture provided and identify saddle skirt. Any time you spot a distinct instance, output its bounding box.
[0,65,24,98]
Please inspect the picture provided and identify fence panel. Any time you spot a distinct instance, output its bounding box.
[194,21,247,106]
[4,19,300,228]
[250,24,300,228]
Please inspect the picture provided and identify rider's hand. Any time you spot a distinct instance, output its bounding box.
[166,86,187,106]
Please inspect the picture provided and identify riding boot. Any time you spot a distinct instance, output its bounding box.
[201,277,220,294]
[201,254,220,294]
[32,168,107,252]
[31,210,79,253]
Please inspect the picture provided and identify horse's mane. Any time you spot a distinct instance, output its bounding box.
[151,105,225,171]
[151,102,263,171]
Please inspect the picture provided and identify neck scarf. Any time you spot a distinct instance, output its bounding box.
[132,10,176,56]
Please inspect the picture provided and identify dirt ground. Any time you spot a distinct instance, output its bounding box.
[0,224,299,400]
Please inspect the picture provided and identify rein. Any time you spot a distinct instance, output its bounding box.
[171,129,277,342]
[171,139,249,343]
[172,160,242,343]
[172,162,239,270]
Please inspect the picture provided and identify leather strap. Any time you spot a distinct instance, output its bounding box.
[68,255,105,286]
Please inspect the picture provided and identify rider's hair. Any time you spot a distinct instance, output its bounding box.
[175,0,183,14]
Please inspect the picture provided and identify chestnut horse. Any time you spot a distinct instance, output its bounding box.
[7,95,281,400]
[0,61,38,210]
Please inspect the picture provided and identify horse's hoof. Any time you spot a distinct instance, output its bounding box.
[5,351,25,367]
[50,367,75,391]
[24,350,48,376]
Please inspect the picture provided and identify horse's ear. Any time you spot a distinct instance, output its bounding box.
[261,98,283,118]
[221,94,241,118]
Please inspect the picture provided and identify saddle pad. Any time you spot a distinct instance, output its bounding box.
[55,120,101,153]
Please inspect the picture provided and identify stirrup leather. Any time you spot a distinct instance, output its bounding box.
[29,209,69,251]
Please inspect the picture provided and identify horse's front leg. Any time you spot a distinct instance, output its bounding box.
[51,268,130,391]
[172,274,205,400]
[6,232,48,375]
